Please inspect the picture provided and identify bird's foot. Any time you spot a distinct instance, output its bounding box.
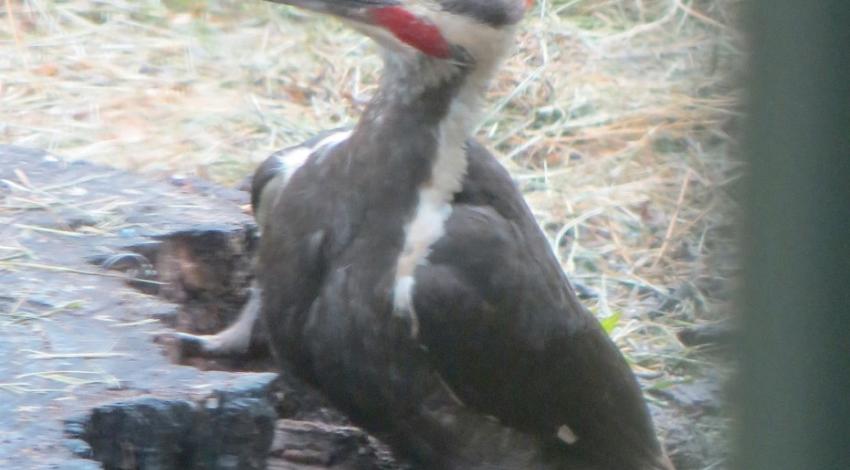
[154,331,221,358]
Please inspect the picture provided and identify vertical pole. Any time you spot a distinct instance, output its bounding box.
[738,2,850,469]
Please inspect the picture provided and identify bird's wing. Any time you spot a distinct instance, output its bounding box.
[408,144,664,468]
[412,202,583,432]
[255,134,347,373]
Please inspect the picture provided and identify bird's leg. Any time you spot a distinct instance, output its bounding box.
[156,283,263,357]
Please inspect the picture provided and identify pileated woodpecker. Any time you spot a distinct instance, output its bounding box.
[172,1,674,468]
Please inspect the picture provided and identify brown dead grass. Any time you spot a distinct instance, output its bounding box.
[1,0,743,467]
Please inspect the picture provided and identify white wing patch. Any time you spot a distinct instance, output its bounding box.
[258,129,352,232]
[277,146,312,186]
[313,129,352,165]
[277,129,353,186]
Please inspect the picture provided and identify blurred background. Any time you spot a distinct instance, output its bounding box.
[1,1,743,468]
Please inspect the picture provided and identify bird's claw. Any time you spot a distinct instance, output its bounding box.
[154,331,210,358]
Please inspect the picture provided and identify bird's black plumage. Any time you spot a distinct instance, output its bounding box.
[254,1,671,469]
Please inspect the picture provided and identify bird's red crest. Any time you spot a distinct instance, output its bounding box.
[369,6,452,59]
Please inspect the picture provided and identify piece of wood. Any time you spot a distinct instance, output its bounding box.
[0,145,408,469]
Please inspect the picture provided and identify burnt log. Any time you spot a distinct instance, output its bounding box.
[0,145,407,469]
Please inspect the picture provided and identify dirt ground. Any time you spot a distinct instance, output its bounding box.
[2,1,742,468]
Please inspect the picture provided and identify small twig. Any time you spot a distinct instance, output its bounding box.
[0,382,31,394]
[3,0,26,63]
[601,0,678,43]
[0,260,166,285]
[24,350,130,360]
[110,318,159,328]
[15,370,121,390]
[674,0,729,30]
[552,207,605,264]
[652,170,692,268]
[41,173,116,192]
[13,223,86,237]
[2,299,84,324]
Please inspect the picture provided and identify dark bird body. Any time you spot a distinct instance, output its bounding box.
[171,1,673,468]
[261,139,663,470]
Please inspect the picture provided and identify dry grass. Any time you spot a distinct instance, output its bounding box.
[1,0,743,467]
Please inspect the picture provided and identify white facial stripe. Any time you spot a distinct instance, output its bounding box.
[393,275,420,337]
[431,9,513,62]
[392,189,453,317]
[433,9,515,96]
[375,8,514,337]
[391,74,484,338]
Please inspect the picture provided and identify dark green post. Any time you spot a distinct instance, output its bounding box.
[738,1,850,469]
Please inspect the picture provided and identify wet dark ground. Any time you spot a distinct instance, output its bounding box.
[0,145,406,469]
[0,145,723,469]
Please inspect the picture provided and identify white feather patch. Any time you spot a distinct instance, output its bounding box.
[279,129,352,184]
[259,129,351,231]
[557,424,579,445]
[391,83,482,338]
[381,9,514,338]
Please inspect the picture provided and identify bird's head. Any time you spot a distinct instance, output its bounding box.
[267,0,532,82]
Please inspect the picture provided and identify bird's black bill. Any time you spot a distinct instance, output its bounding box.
[265,0,454,59]
[264,0,401,24]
